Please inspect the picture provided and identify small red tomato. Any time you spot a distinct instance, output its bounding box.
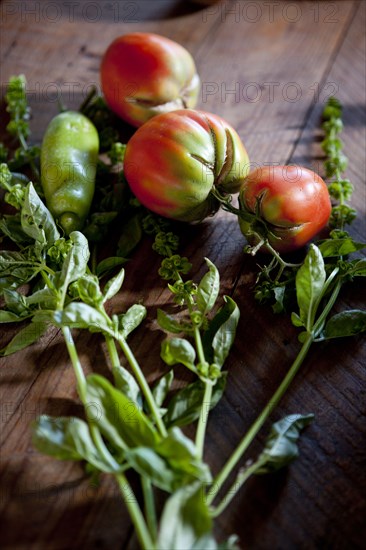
[239,165,331,253]
[100,32,200,127]
[124,109,250,222]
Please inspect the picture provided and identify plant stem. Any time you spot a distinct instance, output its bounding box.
[206,331,314,506]
[195,381,213,459]
[105,334,121,368]
[61,327,121,470]
[141,476,158,543]
[116,474,156,550]
[61,326,87,401]
[210,459,264,517]
[117,335,168,438]
[208,270,343,506]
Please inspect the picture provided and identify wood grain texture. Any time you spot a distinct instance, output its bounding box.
[0,1,365,548]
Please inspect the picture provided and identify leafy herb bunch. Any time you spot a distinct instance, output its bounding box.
[1,78,365,548]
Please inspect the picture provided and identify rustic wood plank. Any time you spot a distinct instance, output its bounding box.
[0,0,365,548]
[208,1,366,547]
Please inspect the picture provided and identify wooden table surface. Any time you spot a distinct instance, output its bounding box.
[1,1,365,548]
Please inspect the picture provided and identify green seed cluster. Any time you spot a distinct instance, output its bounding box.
[321,97,356,229]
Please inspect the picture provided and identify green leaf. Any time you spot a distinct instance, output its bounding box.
[318,238,365,257]
[291,312,304,328]
[118,304,146,338]
[272,286,286,314]
[161,338,196,369]
[85,374,160,452]
[255,414,314,474]
[323,310,366,339]
[103,267,125,302]
[32,415,118,472]
[0,213,30,245]
[295,244,326,330]
[125,447,176,492]
[164,373,227,428]
[202,296,240,368]
[158,482,213,550]
[60,231,89,289]
[152,370,174,408]
[112,365,142,407]
[21,182,60,245]
[159,427,211,484]
[157,309,184,334]
[0,249,37,283]
[72,275,104,307]
[196,258,220,315]
[24,287,57,309]
[117,213,143,257]
[344,258,366,278]
[3,288,27,314]
[0,319,48,356]
[0,310,22,323]
[96,256,126,279]
[53,302,112,335]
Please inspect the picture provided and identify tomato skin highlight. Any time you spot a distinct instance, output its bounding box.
[124,109,250,222]
[239,165,332,253]
[100,33,200,127]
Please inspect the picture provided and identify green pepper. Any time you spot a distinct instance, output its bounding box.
[40,111,99,235]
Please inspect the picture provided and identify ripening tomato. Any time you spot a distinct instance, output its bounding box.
[124,109,250,222]
[239,165,331,253]
[100,32,200,127]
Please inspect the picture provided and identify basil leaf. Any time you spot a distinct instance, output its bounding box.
[3,288,27,314]
[0,250,36,282]
[32,415,118,472]
[117,213,143,257]
[291,312,303,327]
[24,287,57,309]
[60,231,89,289]
[323,309,366,339]
[158,482,213,550]
[0,310,22,323]
[96,256,126,279]
[203,296,240,368]
[119,304,146,338]
[344,258,366,278]
[161,338,196,369]
[125,447,176,492]
[0,319,48,356]
[256,413,314,474]
[295,244,326,330]
[53,302,112,335]
[0,213,30,245]
[157,309,184,334]
[164,373,227,428]
[152,370,174,408]
[73,275,104,307]
[21,182,60,245]
[85,374,160,452]
[196,258,220,315]
[159,427,211,483]
[112,365,142,407]
[318,238,365,257]
[103,267,125,303]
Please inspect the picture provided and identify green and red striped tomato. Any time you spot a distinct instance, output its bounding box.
[100,32,200,128]
[239,165,331,253]
[123,109,250,222]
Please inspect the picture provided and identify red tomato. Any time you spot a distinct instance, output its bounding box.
[239,165,331,253]
[124,109,250,222]
[100,32,200,127]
